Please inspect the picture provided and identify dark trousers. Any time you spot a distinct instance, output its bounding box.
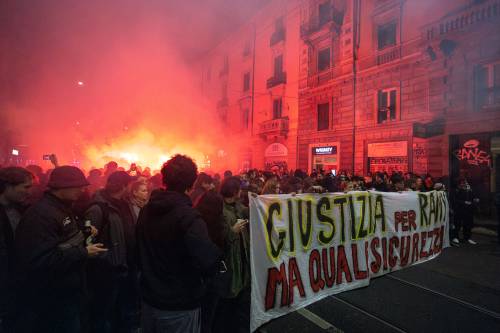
[497,204,500,243]
[453,209,473,240]
[201,291,219,333]
[213,289,250,333]
[12,296,81,333]
[88,272,139,333]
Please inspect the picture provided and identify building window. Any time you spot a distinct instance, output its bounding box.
[206,67,211,82]
[319,2,331,27]
[274,55,284,77]
[270,17,286,46]
[317,103,329,131]
[377,88,397,123]
[377,22,396,50]
[475,61,500,109]
[243,72,251,92]
[242,108,250,129]
[273,98,283,119]
[318,48,331,72]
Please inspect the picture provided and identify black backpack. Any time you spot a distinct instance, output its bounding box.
[85,202,127,270]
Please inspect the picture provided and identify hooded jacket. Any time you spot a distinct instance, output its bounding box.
[136,189,221,311]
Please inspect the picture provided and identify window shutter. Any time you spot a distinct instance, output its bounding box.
[389,90,397,120]
[377,90,388,123]
[318,103,329,131]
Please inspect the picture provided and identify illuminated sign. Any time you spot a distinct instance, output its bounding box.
[313,146,337,155]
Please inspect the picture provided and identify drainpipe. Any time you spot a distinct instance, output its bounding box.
[251,22,257,137]
[352,0,361,174]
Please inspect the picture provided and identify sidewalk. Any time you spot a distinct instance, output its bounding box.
[472,216,499,238]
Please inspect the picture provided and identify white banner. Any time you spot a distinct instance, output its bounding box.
[249,191,449,331]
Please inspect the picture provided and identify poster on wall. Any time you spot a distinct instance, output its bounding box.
[368,141,408,173]
[412,138,428,175]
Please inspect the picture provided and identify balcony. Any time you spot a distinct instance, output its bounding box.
[377,45,400,65]
[357,38,419,71]
[300,8,344,39]
[307,67,337,88]
[217,98,228,109]
[266,72,287,89]
[270,29,286,46]
[259,117,289,139]
[424,0,500,41]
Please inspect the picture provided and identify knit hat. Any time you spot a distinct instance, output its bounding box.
[106,171,132,188]
[48,166,89,189]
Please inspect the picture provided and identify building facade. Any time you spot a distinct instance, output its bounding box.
[200,0,302,173]
[202,0,500,210]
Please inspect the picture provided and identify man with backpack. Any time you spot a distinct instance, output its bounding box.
[84,171,139,333]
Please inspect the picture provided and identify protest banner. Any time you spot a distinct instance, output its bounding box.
[249,190,449,331]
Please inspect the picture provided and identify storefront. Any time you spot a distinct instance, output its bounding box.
[309,142,340,173]
[264,143,288,172]
[367,140,408,174]
[450,132,498,215]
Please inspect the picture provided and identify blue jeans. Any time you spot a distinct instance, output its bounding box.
[141,302,200,333]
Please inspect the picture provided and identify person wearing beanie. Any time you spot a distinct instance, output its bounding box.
[12,165,107,333]
[84,170,139,333]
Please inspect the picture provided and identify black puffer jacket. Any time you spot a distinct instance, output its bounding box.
[0,205,14,320]
[136,189,221,311]
[14,192,87,303]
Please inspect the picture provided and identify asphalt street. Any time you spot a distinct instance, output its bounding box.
[259,234,500,333]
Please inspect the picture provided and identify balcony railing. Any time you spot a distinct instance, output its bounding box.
[300,8,344,39]
[259,117,289,137]
[307,67,337,88]
[377,45,400,66]
[266,72,287,89]
[424,0,500,40]
[356,38,419,71]
[270,29,286,46]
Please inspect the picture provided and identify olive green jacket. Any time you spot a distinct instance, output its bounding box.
[222,200,250,298]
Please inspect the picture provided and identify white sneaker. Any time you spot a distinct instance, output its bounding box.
[452,238,460,244]
[467,239,477,245]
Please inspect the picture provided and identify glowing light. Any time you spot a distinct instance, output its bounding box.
[83,128,208,170]
[77,81,84,86]
[11,149,19,156]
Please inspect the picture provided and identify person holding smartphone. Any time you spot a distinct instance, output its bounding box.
[213,176,250,333]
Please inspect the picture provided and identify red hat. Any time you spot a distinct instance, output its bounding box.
[48,166,89,189]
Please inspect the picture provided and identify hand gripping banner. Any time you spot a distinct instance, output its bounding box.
[249,191,449,331]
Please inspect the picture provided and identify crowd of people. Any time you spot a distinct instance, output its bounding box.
[0,155,497,333]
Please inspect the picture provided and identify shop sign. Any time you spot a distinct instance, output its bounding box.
[453,139,491,167]
[313,146,337,155]
[368,141,407,158]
